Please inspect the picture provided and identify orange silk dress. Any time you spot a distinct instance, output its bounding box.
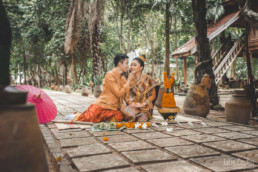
[73,68,130,123]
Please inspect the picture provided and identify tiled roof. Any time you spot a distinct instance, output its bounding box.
[172,11,240,58]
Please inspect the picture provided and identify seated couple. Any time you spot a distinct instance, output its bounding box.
[72,53,159,123]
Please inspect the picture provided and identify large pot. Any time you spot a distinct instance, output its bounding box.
[225,90,251,124]
[183,84,210,117]
[94,85,102,98]
[81,86,89,96]
[155,88,166,108]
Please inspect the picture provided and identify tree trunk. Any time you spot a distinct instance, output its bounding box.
[192,0,219,106]
[164,1,170,76]
[71,53,78,85]
[245,22,257,117]
[64,63,68,86]
[126,1,131,54]
[118,0,125,53]
[84,58,88,82]
[92,0,102,81]
[149,40,155,77]
[18,64,21,84]
[0,1,11,88]
[174,15,178,80]
[19,38,27,84]
[240,0,258,28]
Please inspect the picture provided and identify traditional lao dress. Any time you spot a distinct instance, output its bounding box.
[122,74,159,122]
[73,69,130,123]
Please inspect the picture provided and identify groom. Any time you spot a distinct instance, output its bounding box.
[73,53,133,122]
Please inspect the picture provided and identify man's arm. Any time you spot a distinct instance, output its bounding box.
[104,73,130,98]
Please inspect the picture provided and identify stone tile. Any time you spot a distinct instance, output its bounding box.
[213,132,256,140]
[193,127,229,134]
[166,144,220,158]
[60,137,98,148]
[148,137,193,147]
[122,149,176,164]
[181,134,225,143]
[202,121,232,127]
[52,131,91,139]
[51,128,82,133]
[124,129,155,134]
[233,150,258,163]
[243,169,258,172]
[109,140,155,152]
[132,132,171,140]
[239,138,258,146]
[219,125,256,132]
[167,129,201,136]
[190,155,257,172]
[171,123,204,129]
[240,130,258,136]
[203,140,256,152]
[103,167,140,172]
[91,131,126,137]
[73,108,89,112]
[72,154,129,171]
[54,116,65,120]
[47,123,57,129]
[98,135,138,143]
[141,160,207,172]
[152,126,183,132]
[67,143,112,158]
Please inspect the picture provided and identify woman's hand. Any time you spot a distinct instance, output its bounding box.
[127,73,134,82]
[130,102,146,108]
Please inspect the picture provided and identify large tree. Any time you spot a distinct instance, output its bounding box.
[91,0,104,80]
[191,0,219,107]
[64,0,82,85]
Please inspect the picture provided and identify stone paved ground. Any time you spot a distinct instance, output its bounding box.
[41,90,258,172]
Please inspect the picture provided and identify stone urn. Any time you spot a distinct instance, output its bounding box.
[225,90,251,124]
[81,86,89,96]
[94,85,102,98]
[183,84,210,117]
[65,85,72,94]
[54,86,59,91]
[59,85,64,91]
[50,85,55,90]
[155,88,166,108]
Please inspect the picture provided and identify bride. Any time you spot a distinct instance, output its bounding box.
[121,55,159,122]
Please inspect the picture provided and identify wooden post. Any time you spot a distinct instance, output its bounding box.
[184,57,187,86]
[176,57,178,80]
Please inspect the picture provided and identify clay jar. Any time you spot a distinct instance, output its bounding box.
[225,90,251,124]
[155,88,166,108]
[81,86,89,96]
[183,84,210,117]
[94,85,102,98]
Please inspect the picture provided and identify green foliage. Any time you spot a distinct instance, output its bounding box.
[206,0,225,22]
[4,0,246,88]
[93,74,103,86]
[235,58,247,80]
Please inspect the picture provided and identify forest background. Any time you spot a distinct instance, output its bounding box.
[3,0,246,88]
